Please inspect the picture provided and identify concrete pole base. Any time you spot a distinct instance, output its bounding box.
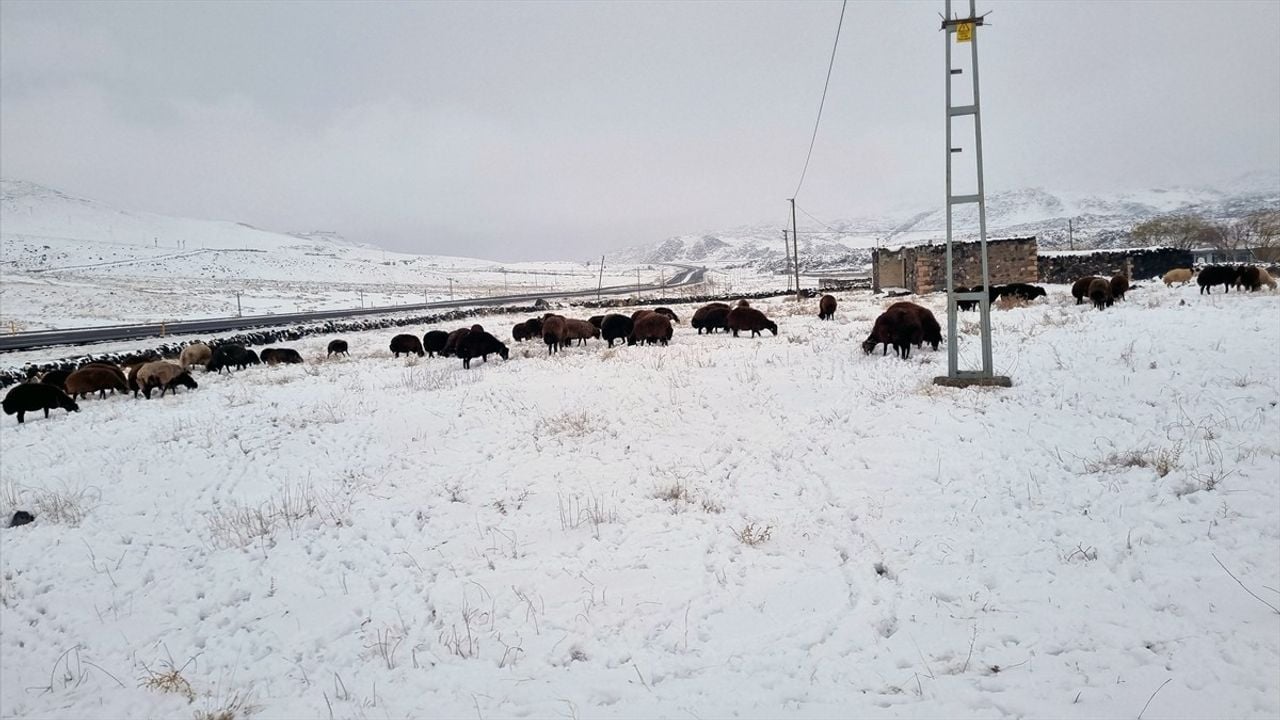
[933,375,1013,388]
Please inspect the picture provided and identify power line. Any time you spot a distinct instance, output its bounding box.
[791,0,849,200]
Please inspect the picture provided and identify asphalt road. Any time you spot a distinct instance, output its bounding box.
[0,264,705,352]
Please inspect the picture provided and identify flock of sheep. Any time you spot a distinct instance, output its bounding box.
[3,265,1275,425]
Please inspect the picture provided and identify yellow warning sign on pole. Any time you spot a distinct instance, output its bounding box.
[956,22,974,43]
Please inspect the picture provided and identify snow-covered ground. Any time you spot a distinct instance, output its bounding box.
[2,283,1278,719]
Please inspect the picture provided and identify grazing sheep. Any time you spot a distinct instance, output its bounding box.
[1237,266,1262,292]
[423,330,449,356]
[260,348,304,365]
[600,314,634,347]
[562,319,601,346]
[1109,274,1130,302]
[179,342,213,370]
[726,306,778,338]
[3,383,79,424]
[1072,276,1102,305]
[389,334,426,358]
[736,299,751,308]
[457,330,510,369]
[512,323,530,342]
[691,303,731,333]
[999,283,1047,302]
[126,363,144,396]
[64,366,129,400]
[630,309,655,323]
[1163,268,1194,286]
[887,302,941,350]
[1258,267,1277,290]
[1198,265,1240,294]
[39,369,70,391]
[442,328,471,357]
[954,286,980,312]
[207,344,259,373]
[862,306,922,359]
[137,361,199,399]
[327,339,349,357]
[541,315,567,355]
[818,294,837,320]
[588,315,605,329]
[1088,278,1113,310]
[523,318,543,338]
[628,311,673,346]
[653,307,680,324]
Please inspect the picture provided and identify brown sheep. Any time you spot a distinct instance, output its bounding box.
[64,366,129,400]
[1162,268,1194,286]
[137,361,199,399]
[180,342,213,369]
[628,311,673,346]
[886,302,941,350]
[863,306,922,359]
[726,306,778,338]
[562,319,600,346]
[653,307,680,324]
[818,294,837,320]
[1237,266,1263,292]
[79,362,129,389]
[736,299,751,308]
[1259,267,1277,290]
[630,309,655,323]
[1072,276,1102,305]
[541,315,567,355]
[1109,274,1130,302]
[1088,278,1112,310]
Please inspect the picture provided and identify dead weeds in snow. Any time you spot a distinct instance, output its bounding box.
[733,521,773,546]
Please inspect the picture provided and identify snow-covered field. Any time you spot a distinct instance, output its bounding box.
[2,284,1278,719]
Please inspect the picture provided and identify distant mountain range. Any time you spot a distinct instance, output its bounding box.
[611,172,1280,271]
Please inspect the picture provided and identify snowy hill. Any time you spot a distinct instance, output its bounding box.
[614,174,1280,268]
[0,180,650,330]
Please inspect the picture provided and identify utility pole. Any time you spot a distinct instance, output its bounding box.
[936,0,1010,388]
[1068,218,1074,251]
[235,291,242,318]
[448,278,455,301]
[597,255,605,302]
[789,198,801,299]
[783,230,793,292]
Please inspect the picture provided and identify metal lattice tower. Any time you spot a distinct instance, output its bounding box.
[935,0,1011,388]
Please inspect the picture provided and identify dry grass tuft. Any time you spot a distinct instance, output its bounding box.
[733,522,773,546]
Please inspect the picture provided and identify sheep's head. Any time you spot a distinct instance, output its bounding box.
[62,396,80,412]
[498,346,510,360]
[861,338,876,354]
[766,322,778,336]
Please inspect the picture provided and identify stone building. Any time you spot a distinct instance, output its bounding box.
[872,236,1038,294]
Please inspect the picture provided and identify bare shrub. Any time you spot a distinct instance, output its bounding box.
[1,482,101,526]
[205,483,334,550]
[653,481,689,503]
[733,522,773,546]
[193,691,258,720]
[140,659,196,702]
[557,491,616,540]
[1083,443,1182,477]
[538,411,605,438]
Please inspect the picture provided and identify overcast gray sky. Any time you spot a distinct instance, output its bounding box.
[3,0,1277,260]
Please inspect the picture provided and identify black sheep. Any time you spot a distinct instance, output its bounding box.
[261,348,304,365]
[389,334,425,358]
[954,286,980,312]
[457,330,510,369]
[1237,266,1262,292]
[653,307,680,324]
[3,383,80,424]
[39,370,71,390]
[1072,276,1102,305]
[1198,265,1239,294]
[600,314,634,347]
[588,315,605,329]
[327,339,349,357]
[1109,275,1129,302]
[999,283,1047,302]
[423,330,449,357]
[818,295,837,320]
[887,302,942,351]
[691,303,731,333]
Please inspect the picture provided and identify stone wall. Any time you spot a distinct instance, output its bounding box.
[874,237,1038,294]
[1037,247,1193,283]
